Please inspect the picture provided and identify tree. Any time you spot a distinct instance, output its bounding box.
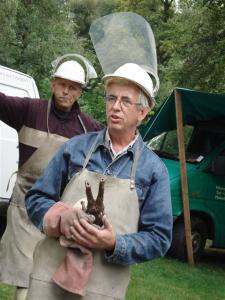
[0,0,18,66]
[163,1,225,93]
[161,0,175,22]
[69,0,121,123]
[2,0,224,122]
[0,0,86,98]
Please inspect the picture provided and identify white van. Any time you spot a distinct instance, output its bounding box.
[0,65,39,236]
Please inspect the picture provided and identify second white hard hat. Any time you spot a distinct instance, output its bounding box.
[102,63,155,108]
[53,60,86,86]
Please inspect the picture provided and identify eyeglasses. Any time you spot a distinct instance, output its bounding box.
[105,95,142,108]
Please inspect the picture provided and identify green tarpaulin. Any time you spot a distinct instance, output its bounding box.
[141,88,225,141]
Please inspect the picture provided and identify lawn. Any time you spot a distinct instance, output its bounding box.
[126,248,225,300]
[1,247,225,300]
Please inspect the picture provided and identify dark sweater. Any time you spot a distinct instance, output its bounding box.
[0,92,103,166]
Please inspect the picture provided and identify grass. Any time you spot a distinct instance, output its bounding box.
[0,284,15,300]
[126,248,225,300]
[1,248,225,300]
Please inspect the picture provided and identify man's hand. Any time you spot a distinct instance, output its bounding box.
[69,215,116,251]
[60,207,94,239]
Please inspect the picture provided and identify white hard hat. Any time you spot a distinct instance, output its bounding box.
[52,54,97,86]
[53,60,86,86]
[103,63,155,108]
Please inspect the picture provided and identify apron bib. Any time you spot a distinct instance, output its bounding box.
[27,135,141,300]
[0,125,68,287]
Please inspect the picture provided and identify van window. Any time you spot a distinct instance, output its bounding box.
[205,148,225,176]
[147,126,193,160]
[187,129,225,157]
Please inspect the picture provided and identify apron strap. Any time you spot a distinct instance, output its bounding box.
[82,133,101,169]
[47,98,87,134]
[130,140,143,190]
[82,131,143,190]
[6,171,18,192]
[47,98,51,134]
[78,114,87,134]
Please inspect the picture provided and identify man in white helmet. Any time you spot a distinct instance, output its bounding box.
[25,63,172,300]
[0,55,103,300]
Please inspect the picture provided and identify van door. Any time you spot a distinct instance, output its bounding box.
[202,147,225,248]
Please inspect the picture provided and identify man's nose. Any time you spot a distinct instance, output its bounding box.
[63,86,69,94]
[112,98,121,110]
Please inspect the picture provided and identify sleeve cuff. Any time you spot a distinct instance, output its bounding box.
[105,235,127,263]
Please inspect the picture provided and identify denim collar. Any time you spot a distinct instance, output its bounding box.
[93,128,144,158]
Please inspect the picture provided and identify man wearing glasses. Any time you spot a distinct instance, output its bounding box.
[25,63,172,300]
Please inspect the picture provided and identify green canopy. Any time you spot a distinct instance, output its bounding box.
[141,88,225,141]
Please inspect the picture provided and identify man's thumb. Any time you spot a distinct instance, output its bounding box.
[102,215,110,228]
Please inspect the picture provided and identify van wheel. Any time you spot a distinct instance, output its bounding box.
[168,217,207,262]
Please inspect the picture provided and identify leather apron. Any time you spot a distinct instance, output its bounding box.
[0,125,69,287]
[27,134,141,300]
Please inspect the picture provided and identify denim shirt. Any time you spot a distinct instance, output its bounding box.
[25,129,172,265]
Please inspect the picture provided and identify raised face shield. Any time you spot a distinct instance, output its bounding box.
[89,12,159,97]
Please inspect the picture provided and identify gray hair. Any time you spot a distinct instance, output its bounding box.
[137,91,150,109]
[105,78,154,109]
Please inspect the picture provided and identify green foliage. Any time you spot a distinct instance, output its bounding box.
[69,0,120,70]
[0,0,18,66]
[0,0,86,97]
[203,0,225,8]
[162,1,225,94]
[38,78,52,100]
[80,79,106,125]
[69,0,119,39]
[0,0,225,119]
[65,0,121,119]
[117,0,176,23]
[0,284,15,300]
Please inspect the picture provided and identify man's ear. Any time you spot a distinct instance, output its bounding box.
[50,79,55,92]
[138,106,150,123]
[77,87,82,99]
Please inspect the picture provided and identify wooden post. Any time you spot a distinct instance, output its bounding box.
[175,90,194,265]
